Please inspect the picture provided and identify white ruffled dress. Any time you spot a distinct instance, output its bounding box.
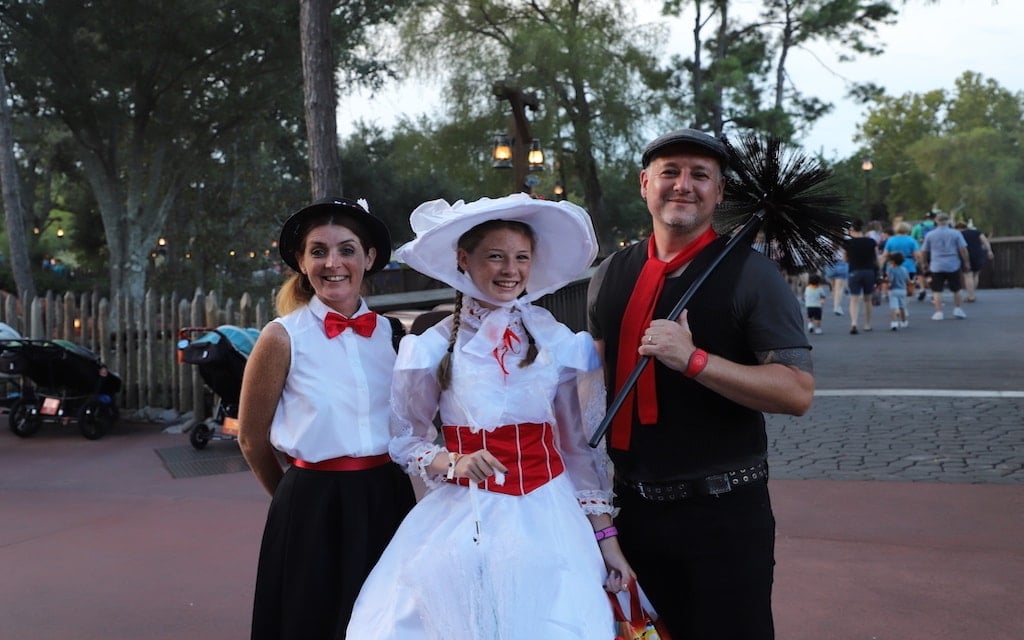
[347,298,617,640]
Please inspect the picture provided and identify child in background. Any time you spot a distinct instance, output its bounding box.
[804,273,827,334]
[886,251,910,330]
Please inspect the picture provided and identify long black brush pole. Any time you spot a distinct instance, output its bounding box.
[587,209,766,448]
[586,133,849,449]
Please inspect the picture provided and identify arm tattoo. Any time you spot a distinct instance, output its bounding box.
[755,347,813,374]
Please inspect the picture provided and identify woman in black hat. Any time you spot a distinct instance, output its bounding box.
[238,197,415,639]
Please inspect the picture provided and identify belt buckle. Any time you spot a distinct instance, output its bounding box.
[634,481,666,501]
[634,481,653,500]
[706,473,732,496]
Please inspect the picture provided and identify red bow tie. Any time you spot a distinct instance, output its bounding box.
[324,312,377,338]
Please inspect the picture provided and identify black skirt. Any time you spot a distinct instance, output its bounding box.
[250,462,415,640]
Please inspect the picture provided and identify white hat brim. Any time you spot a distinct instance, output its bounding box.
[395,194,599,303]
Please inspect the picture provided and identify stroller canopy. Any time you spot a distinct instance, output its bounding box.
[0,322,21,341]
[192,325,260,357]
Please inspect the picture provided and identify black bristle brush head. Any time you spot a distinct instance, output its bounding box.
[715,133,851,273]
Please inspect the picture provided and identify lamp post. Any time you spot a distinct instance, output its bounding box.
[861,157,873,218]
[492,80,544,193]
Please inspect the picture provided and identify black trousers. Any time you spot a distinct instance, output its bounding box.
[251,462,415,640]
[615,480,776,640]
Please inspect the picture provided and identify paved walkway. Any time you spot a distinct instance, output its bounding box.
[1,289,1022,639]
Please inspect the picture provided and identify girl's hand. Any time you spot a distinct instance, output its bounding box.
[453,449,508,484]
[599,538,637,593]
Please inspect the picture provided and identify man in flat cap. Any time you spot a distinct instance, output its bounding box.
[588,128,814,639]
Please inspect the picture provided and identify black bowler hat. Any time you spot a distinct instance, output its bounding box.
[641,128,730,168]
[278,197,392,274]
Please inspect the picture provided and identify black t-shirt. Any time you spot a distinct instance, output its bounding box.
[844,236,879,271]
[588,237,811,480]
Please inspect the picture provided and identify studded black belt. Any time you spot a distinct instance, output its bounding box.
[619,460,768,501]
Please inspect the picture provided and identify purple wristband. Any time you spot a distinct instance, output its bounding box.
[594,526,618,541]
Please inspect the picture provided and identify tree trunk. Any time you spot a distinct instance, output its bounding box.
[710,0,729,136]
[76,138,173,328]
[300,0,343,198]
[0,62,37,302]
[691,0,705,129]
[578,150,609,255]
[561,76,611,254]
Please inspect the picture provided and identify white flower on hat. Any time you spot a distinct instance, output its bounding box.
[357,198,370,212]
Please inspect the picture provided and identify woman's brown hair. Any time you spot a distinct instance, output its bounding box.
[275,211,377,316]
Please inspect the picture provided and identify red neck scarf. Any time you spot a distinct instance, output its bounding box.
[611,227,717,450]
[324,311,377,338]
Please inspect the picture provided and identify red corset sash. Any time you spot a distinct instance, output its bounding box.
[443,422,565,496]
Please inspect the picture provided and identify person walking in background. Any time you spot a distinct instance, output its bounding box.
[920,212,970,320]
[588,129,814,639]
[823,237,849,315]
[880,221,921,312]
[843,218,880,334]
[884,252,910,330]
[238,197,416,640]
[804,273,827,334]
[911,211,937,300]
[348,194,634,639]
[956,221,994,303]
[866,219,887,247]
[911,211,936,244]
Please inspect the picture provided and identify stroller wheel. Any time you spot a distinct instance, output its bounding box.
[78,401,115,440]
[8,399,40,438]
[190,423,212,450]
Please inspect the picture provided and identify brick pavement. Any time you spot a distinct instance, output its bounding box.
[768,286,1024,485]
[768,395,1024,483]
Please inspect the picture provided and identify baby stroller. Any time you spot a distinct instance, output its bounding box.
[1,338,122,440]
[177,325,260,450]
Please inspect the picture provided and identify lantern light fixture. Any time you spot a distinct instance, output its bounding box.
[491,134,513,169]
[527,138,545,171]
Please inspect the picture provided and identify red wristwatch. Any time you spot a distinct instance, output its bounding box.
[684,348,708,378]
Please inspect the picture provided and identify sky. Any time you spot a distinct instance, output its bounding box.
[337,0,1024,162]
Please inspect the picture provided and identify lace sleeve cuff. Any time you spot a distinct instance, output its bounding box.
[577,489,618,517]
[408,443,448,490]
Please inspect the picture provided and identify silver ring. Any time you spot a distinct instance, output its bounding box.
[647,336,654,345]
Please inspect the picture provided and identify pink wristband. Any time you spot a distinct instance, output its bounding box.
[594,526,618,541]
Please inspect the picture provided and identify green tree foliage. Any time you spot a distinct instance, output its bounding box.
[856,89,946,217]
[662,0,896,141]
[0,0,307,312]
[0,61,97,298]
[147,124,309,301]
[858,72,1024,235]
[0,61,35,300]
[397,0,666,250]
[340,119,472,246]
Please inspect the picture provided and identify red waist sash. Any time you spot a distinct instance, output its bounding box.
[291,453,391,471]
[443,422,565,496]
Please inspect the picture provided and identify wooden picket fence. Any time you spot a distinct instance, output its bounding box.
[0,276,591,421]
[0,288,273,420]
